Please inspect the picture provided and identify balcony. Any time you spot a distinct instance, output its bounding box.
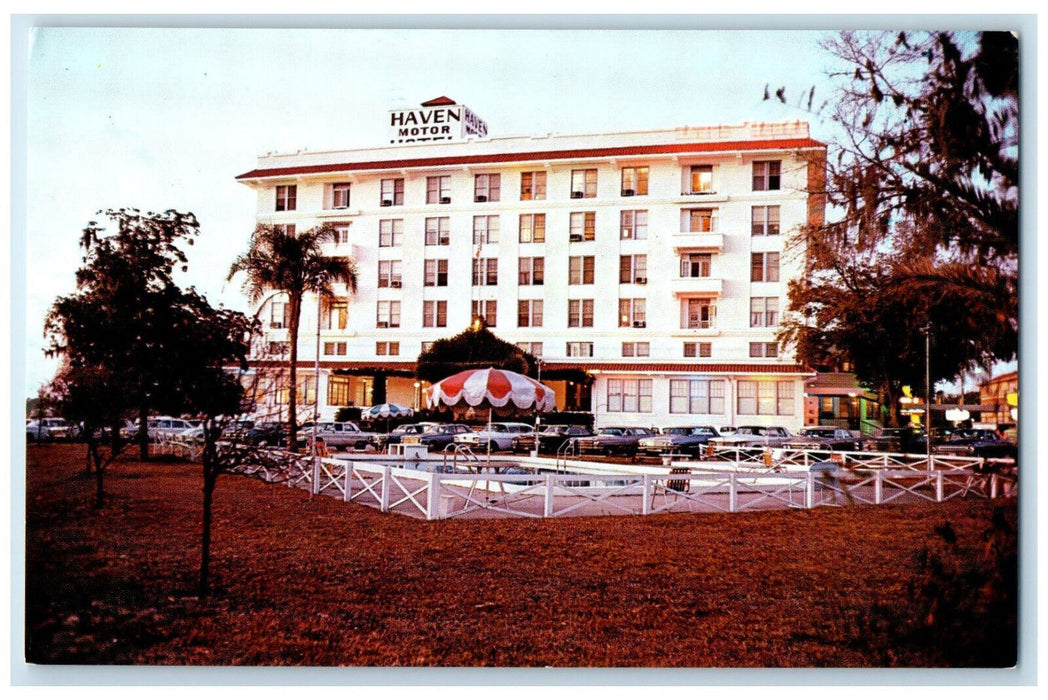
[672,231,724,252]
[671,276,723,296]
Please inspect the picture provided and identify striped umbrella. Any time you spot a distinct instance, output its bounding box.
[425,367,555,414]
[362,403,414,419]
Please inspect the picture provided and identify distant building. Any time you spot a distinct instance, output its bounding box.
[802,373,881,432]
[979,369,1018,427]
[235,98,826,428]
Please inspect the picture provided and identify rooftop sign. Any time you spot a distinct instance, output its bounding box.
[388,97,488,145]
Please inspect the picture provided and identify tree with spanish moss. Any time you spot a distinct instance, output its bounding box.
[227,224,358,451]
[774,31,1018,420]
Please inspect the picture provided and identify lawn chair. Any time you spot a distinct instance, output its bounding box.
[652,466,691,509]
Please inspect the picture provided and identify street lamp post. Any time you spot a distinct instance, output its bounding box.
[924,324,932,470]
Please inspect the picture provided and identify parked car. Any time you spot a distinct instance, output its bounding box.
[511,425,594,454]
[305,422,383,450]
[575,426,657,457]
[381,422,442,448]
[26,418,73,442]
[783,426,865,453]
[934,428,1017,459]
[454,422,533,452]
[149,417,197,441]
[708,425,796,450]
[416,423,472,451]
[864,427,927,454]
[637,426,722,458]
[243,422,291,447]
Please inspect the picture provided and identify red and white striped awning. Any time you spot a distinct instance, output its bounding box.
[425,367,556,413]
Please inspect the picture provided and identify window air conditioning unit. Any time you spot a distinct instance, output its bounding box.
[571,191,584,199]
[569,234,584,242]
[475,195,487,202]
[635,277,647,284]
[381,199,393,207]
[390,281,402,288]
[622,189,634,197]
[440,196,451,204]
[633,321,647,328]
[377,322,389,328]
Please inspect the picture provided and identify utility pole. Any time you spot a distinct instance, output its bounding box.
[924,324,932,470]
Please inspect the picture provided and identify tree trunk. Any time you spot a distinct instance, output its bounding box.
[287,293,302,453]
[138,402,149,461]
[200,468,214,597]
[92,444,105,509]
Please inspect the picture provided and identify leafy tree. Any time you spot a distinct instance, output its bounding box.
[415,325,537,384]
[227,224,358,451]
[774,31,1018,420]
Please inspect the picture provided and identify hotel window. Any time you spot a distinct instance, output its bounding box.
[331,182,351,209]
[473,215,499,244]
[517,299,544,327]
[737,379,794,416]
[472,258,498,286]
[426,175,452,204]
[620,210,648,240]
[474,173,501,202]
[683,341,712,358]
[622,342,650,358]
[323,341,347,356]
[669,379,726,415]
[680,253,712,278]
[749,342,779,358]
[750,297,779,327]
[332,223,351,245]
[376,300,401,328]
[472,300,497,327]
[267,341,289,356]
[607,378,652,413]
[517,341,543,357]
[682,299,717,330]
[273,224,296,237]
[379,219,403,247]
[518,257,544,285]
[570,169,597,198]
[619,299,646,328]
[377,260,402,288]
[376,341,400,356]
[324,299,349,330]
[424,217,450,246]
[621,166,648,196]
[520,171,546,200]
[619,255,647,284]
[567,299,594,328]
[421,341,435,353]
[752,160,782,191]
[327,376,352,406]
[569,256,595,285]
[275,185,297,211]
[519,213,546,243]
[751,205,781,236]
[689,165,714,194]
[566,341,594,358]
[569,211,596,241]
[751,252,780,282]
[380,178,404,206]
[686,208,716,233]
[269,301,290,329]
[423,300,447,328]
[424,259,448,287]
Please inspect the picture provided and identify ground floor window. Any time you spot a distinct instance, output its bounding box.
[669,378,726,415]
[606,378,652,414]
[737,379,795,416]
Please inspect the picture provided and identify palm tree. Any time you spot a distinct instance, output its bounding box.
[228,224,357,451]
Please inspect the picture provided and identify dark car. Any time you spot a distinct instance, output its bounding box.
[934,428,1017,459]
[381,422,441,448]
[783,426,864,453]
[511,425,594,454]
[576,426,657,457]
[637,426,721,458]
[243,422,290,447]
[417,423,472,451]
[865,427,927,454]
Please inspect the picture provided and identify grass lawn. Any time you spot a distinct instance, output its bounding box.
[23,444,1017,668]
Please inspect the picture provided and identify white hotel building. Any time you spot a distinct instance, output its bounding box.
[235,98,826,430]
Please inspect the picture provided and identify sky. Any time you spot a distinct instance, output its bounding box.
[17,22,841,401]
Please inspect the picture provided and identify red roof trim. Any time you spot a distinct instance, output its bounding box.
[235,138,825,180]
[420,96,457,106]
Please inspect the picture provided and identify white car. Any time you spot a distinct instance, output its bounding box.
[26,418,73,442]
[453,422,533,452]
[148,417,197,441]
[708,425,796,449]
